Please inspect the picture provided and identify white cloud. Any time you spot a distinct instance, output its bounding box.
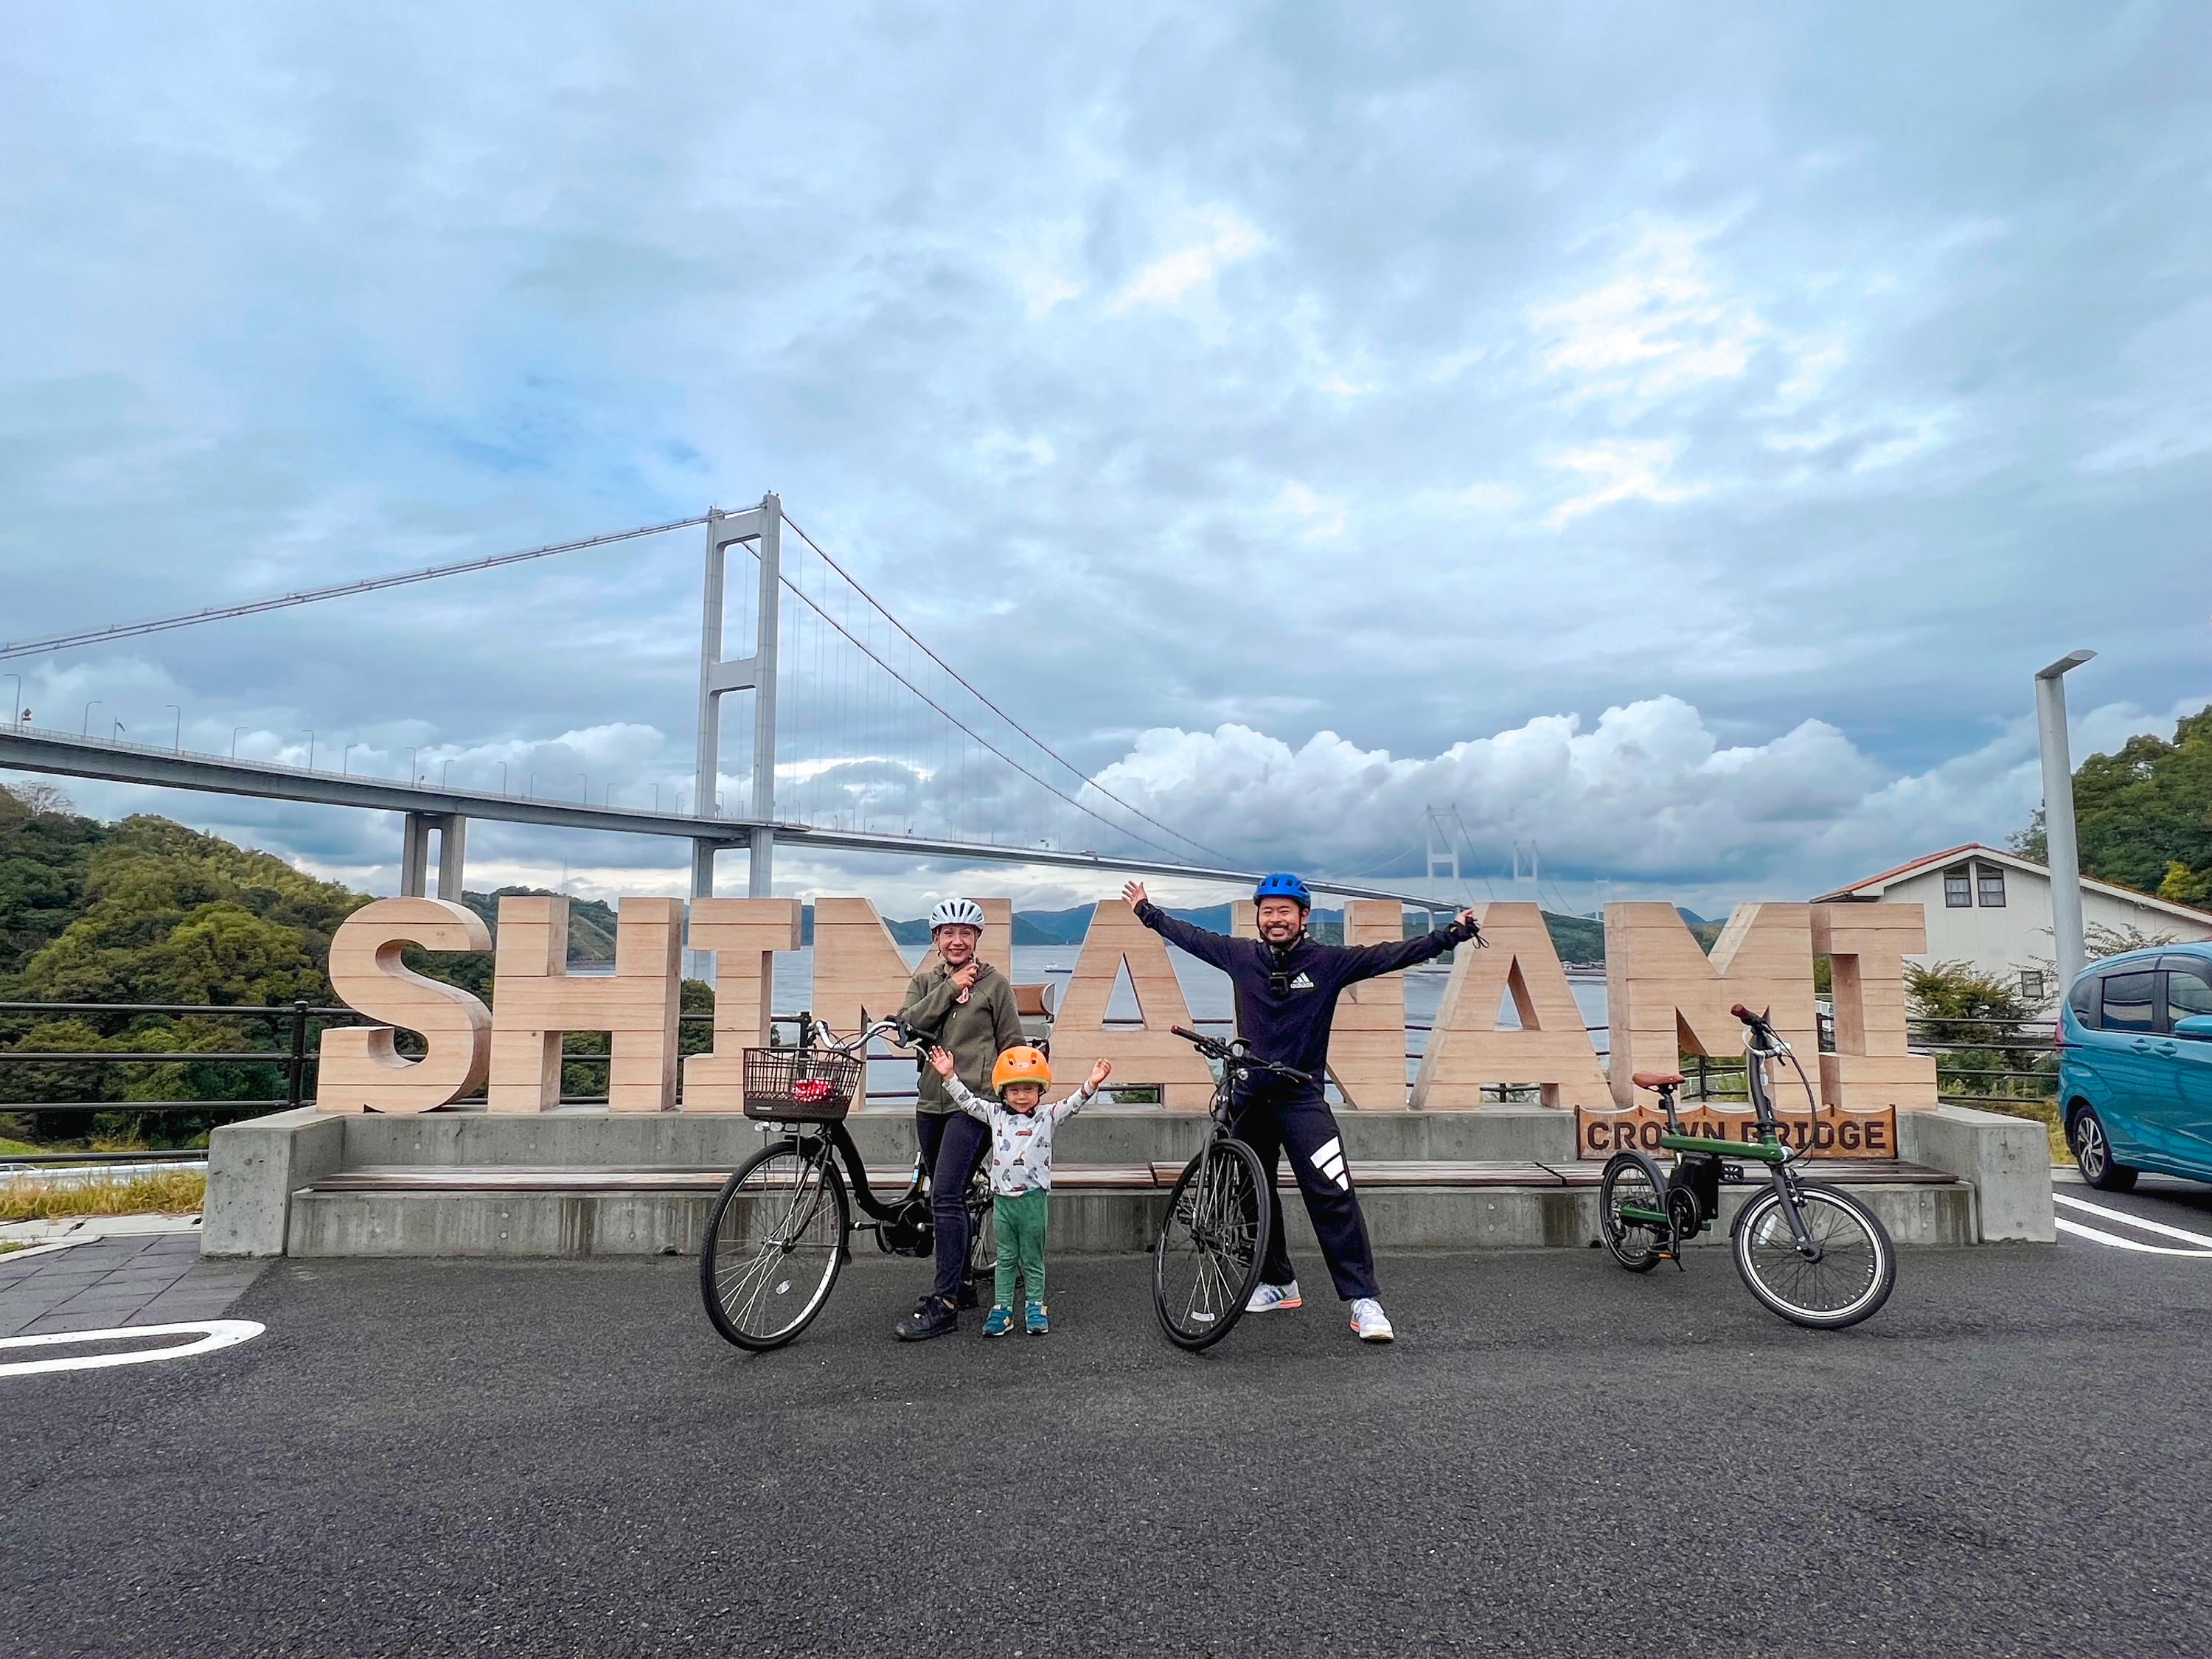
[1545,439,1700,524]
[1110,208,1267,312]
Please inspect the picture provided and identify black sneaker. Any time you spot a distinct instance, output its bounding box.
[956,1276,981,1310]
[895,1295,958,1342]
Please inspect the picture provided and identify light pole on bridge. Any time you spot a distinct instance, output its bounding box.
[232,726,248,758]
[82,700,102,737]
[302,728,315,771]
[165,705,181,752]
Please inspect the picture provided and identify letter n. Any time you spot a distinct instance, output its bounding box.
[1604,902,1818,1107]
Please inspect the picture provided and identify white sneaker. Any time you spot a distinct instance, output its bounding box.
[1349,1297,1394,1343]
[1246,1280,1303,1313]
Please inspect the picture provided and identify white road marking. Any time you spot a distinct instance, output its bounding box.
[2053,1192,2212,1248]
[0,1319,265,1379]
[2053,1217,2212,1256]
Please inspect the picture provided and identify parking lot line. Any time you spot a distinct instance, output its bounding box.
[2053,1192,2212,1250]
[0,1319,265,1379]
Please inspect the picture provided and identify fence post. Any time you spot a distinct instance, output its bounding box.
[286,998,310,1107]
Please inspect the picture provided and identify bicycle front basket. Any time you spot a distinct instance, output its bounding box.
[742,1047,864,1122]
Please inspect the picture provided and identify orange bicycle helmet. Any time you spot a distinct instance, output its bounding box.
[991,1046,1051,1092]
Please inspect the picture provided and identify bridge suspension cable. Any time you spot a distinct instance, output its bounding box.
[768,550,1196,862]
[0,515,710,661]
[782,516,1225,861]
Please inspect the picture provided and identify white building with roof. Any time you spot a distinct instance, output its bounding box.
[1812,843,2212,1007]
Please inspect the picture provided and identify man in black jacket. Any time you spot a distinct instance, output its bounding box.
[1122,874,1481,1342]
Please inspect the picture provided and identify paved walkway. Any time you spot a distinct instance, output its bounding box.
[7,1224,2212,1658]
[0,1234,263,1338]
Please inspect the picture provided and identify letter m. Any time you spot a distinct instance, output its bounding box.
[1603,903,1817,1108]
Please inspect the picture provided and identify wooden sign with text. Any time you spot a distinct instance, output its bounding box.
[1575,1104,1898,1161]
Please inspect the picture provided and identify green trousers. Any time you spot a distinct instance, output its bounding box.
[992,1188,1049,1306]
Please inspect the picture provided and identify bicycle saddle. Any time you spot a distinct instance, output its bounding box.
[1631,1071,1686,1091]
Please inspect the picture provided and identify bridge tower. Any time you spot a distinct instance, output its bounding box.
[693,494,782,948]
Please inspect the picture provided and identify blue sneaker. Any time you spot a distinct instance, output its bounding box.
[1025,1300,1048,1335]
[981,1304,1015,1338]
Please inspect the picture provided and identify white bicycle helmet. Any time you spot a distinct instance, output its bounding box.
[928,897,985,933]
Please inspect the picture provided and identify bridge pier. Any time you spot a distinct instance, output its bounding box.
[400,813,466,900]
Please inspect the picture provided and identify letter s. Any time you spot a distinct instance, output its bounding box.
[316,897,493,1113]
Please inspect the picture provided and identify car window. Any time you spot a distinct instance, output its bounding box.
[2166,964,2212,1024]
[2068,975,2099,1027]
[2100,971,2157,1033]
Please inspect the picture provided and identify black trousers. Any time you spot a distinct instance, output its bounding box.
[1231,1090,1379,1301]
[914,1108,988,1304]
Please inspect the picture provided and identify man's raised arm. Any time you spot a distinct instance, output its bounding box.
[1334,908,1485,984]
[1121,881,1243,972]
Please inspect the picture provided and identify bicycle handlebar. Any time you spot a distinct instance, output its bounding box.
[1169,1025,1314,1088]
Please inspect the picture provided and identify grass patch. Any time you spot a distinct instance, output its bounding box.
[0,1135,45,1157]
[0,1168,206,1223]
[0,1239,30,1256]
[1949,1096,2070,1164]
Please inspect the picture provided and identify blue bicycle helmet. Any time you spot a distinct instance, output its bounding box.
[1253,872,1312,910]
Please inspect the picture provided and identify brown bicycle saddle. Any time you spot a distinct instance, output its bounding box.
[1631,1071,1686,1091]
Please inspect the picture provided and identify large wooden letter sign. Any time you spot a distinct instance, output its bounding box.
[487,895,681,1113]
[1052,901,1215,1110]
[318,897,493,1113]
[1410,902,1608,1110]
[681,898,802,1113]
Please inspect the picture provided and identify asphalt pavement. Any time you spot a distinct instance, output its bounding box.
[7,1189,2212,1659]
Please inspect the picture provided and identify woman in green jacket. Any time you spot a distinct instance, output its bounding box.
[891,898,1023,1341]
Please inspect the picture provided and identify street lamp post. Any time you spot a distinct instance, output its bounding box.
[232,726,248,759]
[404,745,418,784]
[527,771,538,798]
[2035,649,2098,990]
[343,742,358,774]
[165,704,181,752]
[82,700,102,736]
[498,762,508,793]
[302,728,315,770]
[442,760,452,787]
[577,772,588,804]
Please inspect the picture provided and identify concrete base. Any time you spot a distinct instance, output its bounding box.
[282,1178,1976,1259]
[211,1103,2014,1259]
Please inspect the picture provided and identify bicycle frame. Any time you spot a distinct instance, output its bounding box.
[1618,1028,1823,1258]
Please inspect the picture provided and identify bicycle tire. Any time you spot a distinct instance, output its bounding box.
[1153,1138,1272,1351]
[1598,1150,1672,1272]
[965,1181,996,1299]
[699,1138,851,1351]
[1731,1182,1894,1329]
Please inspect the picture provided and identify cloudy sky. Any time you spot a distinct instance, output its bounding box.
[4,2,2206,918]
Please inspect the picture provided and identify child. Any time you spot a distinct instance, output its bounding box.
[926,1043,1111,1336]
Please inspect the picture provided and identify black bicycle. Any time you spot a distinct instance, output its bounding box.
[698,1012,993,1352]
[1152,1026,1310,1352]
[1597,1004,1896,1329]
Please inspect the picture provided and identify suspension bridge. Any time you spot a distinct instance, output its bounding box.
[0,495,1477,911]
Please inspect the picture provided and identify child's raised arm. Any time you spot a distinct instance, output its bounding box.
[1052,1059,1112,1124]
[928,1046,992,1120]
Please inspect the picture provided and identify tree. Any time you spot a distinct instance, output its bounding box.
[2014,706,2212,903]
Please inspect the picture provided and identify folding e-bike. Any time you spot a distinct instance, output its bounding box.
[698,1013,994,1351]
[1597,1004,1896,1329]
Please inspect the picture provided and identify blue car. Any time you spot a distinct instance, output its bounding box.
[2059,944,2212,1190]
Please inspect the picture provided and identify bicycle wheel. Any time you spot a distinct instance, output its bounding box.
[1597,1150,1671,1272]
[1731,1182,1894,1329]
[965,1182,996,1302]
[1153,1138,1272,1351]
[699,1138,850,1350]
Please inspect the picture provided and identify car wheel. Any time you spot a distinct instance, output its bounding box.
[2070,1105,2138,1194]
